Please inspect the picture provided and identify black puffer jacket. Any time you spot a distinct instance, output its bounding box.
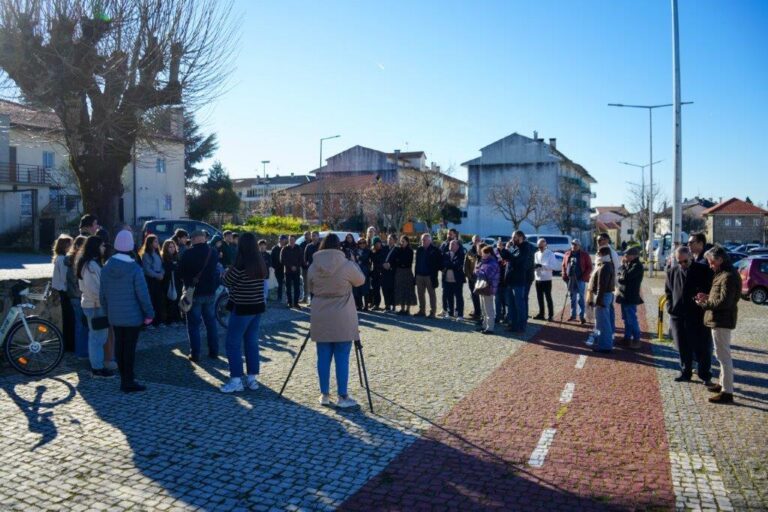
[616,259,644,305]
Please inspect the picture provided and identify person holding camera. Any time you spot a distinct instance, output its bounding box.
[533,238,557,321]
[562,239,592,324]
[307,233,366,408]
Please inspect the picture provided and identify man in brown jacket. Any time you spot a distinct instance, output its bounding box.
[589,246,616,353]
[696,246,742,404]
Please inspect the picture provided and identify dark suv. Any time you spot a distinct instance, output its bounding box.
[141,219,221,243]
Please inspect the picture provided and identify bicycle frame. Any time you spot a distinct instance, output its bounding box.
[0,303,37,346]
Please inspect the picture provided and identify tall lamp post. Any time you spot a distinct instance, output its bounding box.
[608,102,692,276]
[318,135,340,224]
[620,159,663,260]
[261,160,270,179]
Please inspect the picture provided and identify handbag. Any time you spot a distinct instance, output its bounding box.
[180,248,212,313]
[91,315,110,330]
[167,271,178,301]
[474,279,489,293]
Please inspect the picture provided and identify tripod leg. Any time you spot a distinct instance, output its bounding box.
[354,339,374,413]
[279,331,311,397]
[560,286,570,323]
[354,340,364,387]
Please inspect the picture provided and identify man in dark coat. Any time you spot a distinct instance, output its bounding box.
[442,240,466,318]
[381,234,398,312]
[501,230,534,332]
[280,235,304,308]
[616,247,644,349]
[665,245,714,383]
[299,230,312,303]
[414,233,443,317]
[439,228,463,317]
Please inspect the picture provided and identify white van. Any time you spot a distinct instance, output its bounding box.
[526,234,571,253]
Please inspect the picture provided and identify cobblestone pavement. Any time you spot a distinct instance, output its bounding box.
[1,277,766,511]
[645,276,768,512]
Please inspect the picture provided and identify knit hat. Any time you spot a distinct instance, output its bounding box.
[372,236,381,245]
[114,230,134,252]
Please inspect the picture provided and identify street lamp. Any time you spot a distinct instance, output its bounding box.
[317,135,340,224]
[608,102,692,276]
[620,160,663,261]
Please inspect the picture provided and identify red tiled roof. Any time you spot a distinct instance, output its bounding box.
[594,205,630,217]
[283,174,379,195]
[702,197,768,216]
[0,99,61,130]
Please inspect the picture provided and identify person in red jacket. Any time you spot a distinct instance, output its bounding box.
[562,239,593,324]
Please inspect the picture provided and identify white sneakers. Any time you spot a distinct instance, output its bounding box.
[245,375,259,390]
[220,375,259,393]
[319,394,359,409]
[220,378,244,393]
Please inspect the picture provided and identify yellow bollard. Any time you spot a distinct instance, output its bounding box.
[657,296,670,341]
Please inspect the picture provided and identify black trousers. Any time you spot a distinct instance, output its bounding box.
[58,290,75,352]
[275,271,285,301]
[285,271,301,306]
[535,281,554,318]
[146,277,164,326]
[369,275,382,308]
[114,326,141,385]
[467,278,481,316]
[382,275,395,309]
[669,315,713,380]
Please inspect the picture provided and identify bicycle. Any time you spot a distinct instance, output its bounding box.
[1,280,64,376]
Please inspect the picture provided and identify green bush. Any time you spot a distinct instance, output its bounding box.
[224,216,320,242]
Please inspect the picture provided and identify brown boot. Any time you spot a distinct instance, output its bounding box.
[706,383,723,393]
[708,392,733,404]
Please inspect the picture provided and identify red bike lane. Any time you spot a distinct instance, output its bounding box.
[340,305,675,511]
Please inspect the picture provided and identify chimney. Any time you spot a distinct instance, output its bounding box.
[549,138,556,149]
[533,130,538,141]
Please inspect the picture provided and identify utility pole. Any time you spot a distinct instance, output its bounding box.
[672,0,684,250]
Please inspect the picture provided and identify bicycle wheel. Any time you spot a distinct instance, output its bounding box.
[215,291,230,329]
[3,317,64,376]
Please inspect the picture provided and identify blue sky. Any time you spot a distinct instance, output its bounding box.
[202,0,768,208]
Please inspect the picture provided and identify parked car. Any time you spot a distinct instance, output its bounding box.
[553,252,564,276]
[738,257,768,304]
[294,231,360,246]
[732,243,760,254]
[747,246,768,255]
[728,252,749,265]
[526,234,571,253]
[141,219,221,243]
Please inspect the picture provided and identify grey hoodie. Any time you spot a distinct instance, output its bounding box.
[100,254,154,327]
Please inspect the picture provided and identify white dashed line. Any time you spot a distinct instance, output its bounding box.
[559,383,575,404]
[528,428,557,468]
[575,355,587,369]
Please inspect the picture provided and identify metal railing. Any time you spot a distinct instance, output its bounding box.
[0,163,52,186]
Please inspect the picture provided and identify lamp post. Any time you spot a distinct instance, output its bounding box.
[318,135,340,224]
[672,0,684,255]
[620,159,663,262]
[608,102,692,276]
[261,160,270,179]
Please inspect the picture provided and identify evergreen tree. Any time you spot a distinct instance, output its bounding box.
[185,116,219,182]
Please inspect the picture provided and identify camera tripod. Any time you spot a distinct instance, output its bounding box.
[279,330,374,413]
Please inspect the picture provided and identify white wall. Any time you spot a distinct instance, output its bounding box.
[122,140,185,223]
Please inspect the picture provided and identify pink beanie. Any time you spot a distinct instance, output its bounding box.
[114,230,134,252]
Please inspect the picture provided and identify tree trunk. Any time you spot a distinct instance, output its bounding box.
[74,157,126,232]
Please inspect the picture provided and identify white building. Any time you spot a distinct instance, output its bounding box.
[233,174,314,213]
[462,132,596,244]
[0,100,185,248]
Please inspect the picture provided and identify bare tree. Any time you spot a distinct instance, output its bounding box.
[363,181,414,234]
[528,186,558,231]
[318,189,362,229]
[488,178,536,230]
[0,0,238,228]
[554,178,584,235]
[626,181,666,246]
[410,170,450,232]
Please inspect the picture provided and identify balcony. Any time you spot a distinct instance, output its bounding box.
[0,162,53,187]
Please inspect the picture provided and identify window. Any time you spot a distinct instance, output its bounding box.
[20,191,32,216]
[724,218,731,227]
[755,218,762,227]
[156,158,166,173]
[760,262,768,275]
[164,194,172,211]
[42,151,55,169]
[734,218,742,227]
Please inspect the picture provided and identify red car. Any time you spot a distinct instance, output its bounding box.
[738,257,768,305]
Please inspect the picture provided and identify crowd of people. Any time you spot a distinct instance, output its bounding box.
[49,215,741,406]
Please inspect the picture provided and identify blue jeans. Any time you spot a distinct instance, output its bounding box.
[507,285,527,331]
[621,304,640,341]
[609,301,616,334]
[72,301,89,358]
[225,312,262,378]
[316,342,352,396]
[569,280,586,319]
[595,293,615,350]
[83,307,109,369]
[186,295,218,357]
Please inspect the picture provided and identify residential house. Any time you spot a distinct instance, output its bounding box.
[592,205,631,246]
[233,174,314,215]
[702,198,767,245]
[462,132,596,244]
[655,197,716,235]
[291,145,467,226]
[0,100,185,248]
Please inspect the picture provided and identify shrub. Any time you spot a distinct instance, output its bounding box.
[224,215,320,243]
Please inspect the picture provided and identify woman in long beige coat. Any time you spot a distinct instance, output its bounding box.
[307,233,365,408]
